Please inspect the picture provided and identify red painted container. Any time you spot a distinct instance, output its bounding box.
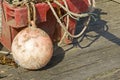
[0,0,89,50]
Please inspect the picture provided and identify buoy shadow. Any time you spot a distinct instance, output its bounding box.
[39,46,65,71]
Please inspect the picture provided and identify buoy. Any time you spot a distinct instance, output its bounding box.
[11,26,53,70]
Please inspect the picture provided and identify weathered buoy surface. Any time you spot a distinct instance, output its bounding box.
[11,27,53,70]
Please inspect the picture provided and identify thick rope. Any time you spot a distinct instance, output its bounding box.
[30,2,36,24]
[47,1,91,38]
[54,0,90,18]
[25,3,31,27]
[11,0,95,43]
[58,0,69,45]
[26,2,36,28]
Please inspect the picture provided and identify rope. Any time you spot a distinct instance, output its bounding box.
[11,0,95,43]
[30,2,36,24]
[54,0,90,18]
[47,1,91,38]
[58,0,69,45]
[25,2,36,28]
[25,3,31,27]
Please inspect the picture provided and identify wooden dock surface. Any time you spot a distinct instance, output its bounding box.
[1,0,120,80]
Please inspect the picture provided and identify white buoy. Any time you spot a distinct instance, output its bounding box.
[11,27,53,70]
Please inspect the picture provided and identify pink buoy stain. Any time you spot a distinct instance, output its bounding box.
[11,26,53,70]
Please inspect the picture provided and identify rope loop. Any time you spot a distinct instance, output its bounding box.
[46,0,96,45]
[47,0,93,38]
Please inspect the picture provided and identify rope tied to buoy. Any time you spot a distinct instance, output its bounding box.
[0,0,96,67]
[25,2,36,28]
[11,1,54,70]
[11,0,96,45]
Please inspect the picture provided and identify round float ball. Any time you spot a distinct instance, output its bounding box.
[11,27,53,70]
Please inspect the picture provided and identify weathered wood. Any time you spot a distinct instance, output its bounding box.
[113,0,120,3]
[1,0,120,80]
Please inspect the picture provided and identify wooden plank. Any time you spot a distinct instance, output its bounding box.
[113,0,120,3]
